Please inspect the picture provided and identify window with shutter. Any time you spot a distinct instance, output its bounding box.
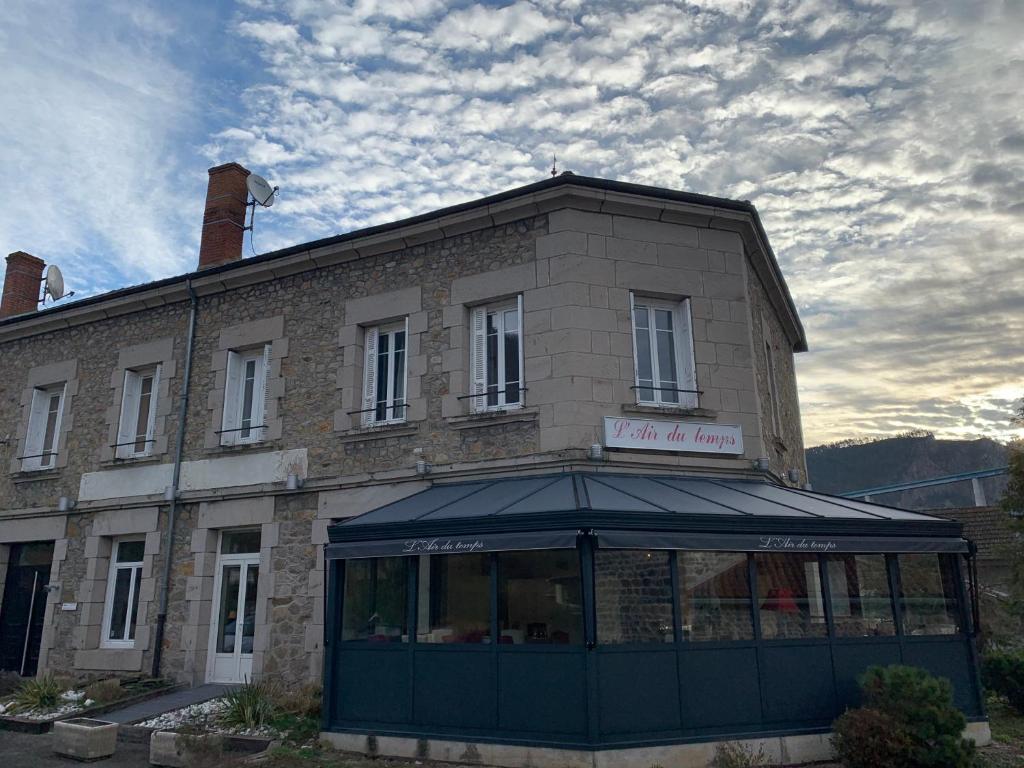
[629,293,698,409]
[116,365,160,459]
[469,298,523,413]
[23,384,65,471]
[221,348,267,446]
[362,322,407,427]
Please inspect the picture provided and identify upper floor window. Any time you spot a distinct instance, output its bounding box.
[630,294,697,409]
[23,384,66,471]
[101,538,145,648]
[362,321,408,427]
[116,366,160,459]
[470,297,523,412]
[221,346,269,445]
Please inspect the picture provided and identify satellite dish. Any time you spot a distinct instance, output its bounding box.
[247,174,277,207]
[44,265,65,302]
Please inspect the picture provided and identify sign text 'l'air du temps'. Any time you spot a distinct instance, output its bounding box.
[603,417,744,454]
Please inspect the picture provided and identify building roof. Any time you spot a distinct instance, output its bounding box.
[327,473,966,557]
[0,174,807,350]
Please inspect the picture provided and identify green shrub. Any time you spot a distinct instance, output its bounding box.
[84,678,123,705]
[982,650,1024,713]
[710,741,770,767]
[832,665,975,768]
[273,682,321,719]
[833,707,913,768]
[219,679,278,730]
[9,674,63,714]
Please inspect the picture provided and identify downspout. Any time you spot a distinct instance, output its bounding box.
[152,280,198,678]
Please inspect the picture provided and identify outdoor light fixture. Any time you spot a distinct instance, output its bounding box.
[787,468,801,483]
[57,496,75,512]
[588,443,604,461]
[753,457,770,472]
[286,473,304,490]
[416,459,432,476]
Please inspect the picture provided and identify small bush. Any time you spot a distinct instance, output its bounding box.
[84,678,123,705]
[832,665,975,768]
[710,741,770,767]
[0,671,22,697]
[273,682,322,719]
[982,650,1024,713]
[833,707,913,768]
[9,674,63,714]
[219,679,278,730]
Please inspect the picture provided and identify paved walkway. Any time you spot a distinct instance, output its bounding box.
[102,683,236,724]
[0,729,151,767]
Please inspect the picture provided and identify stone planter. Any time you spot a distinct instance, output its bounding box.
[149,730,223,767]
[53,717,119,761]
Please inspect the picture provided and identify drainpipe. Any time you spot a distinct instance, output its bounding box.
[152,280,198,678]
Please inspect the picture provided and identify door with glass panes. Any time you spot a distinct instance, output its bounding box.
[207,530,261,683]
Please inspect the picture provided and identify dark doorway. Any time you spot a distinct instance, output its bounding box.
[0,542,54,676]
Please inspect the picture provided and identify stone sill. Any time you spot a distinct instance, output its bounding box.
[338,424,420,444]
[620,403,718,419]
[99,455,165,469]
[11,469,62,484]
[448,407,539,430]
[203,441,273,456]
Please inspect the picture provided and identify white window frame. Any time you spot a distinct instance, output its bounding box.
[115,365,161,459]
[629,293,698,409]
[22,383,66,471]
[100,537,145,649]
[221,345,270,446]
[765,339,782,435]
[362,319,409,427]
[469,296,524,413]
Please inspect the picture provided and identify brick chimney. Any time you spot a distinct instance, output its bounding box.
[1,251,45,318]
[198,162,251,270]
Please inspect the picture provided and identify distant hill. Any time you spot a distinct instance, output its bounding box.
[806,431,1009,510]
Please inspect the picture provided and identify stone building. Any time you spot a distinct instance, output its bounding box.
[0,164,809,686]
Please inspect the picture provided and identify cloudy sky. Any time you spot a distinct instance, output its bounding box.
[1,0,1021,446]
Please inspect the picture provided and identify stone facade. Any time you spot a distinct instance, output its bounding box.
[0,177,808,685]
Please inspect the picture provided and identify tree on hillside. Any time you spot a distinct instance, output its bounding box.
[1004,399,1024,514]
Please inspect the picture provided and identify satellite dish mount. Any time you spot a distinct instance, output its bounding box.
[41,265,74,305]
[243,174,279,255]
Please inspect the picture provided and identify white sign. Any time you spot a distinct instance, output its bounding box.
[603,416,744,454]
[61,603,78,611]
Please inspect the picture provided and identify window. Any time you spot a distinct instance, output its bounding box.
[630,294,697,408]
[899,554,961,636]
[341,557,408,642]
[470,297,523,412]
[826,554,896,637]
[678,551,754,641]
[221,346,270,445]
[596,550,674,644]
[362,321,408,426]
[498,550,583,644]
[23,384,66,471]
[116,366,160,458]
[755,553,827,639]
[417,554,490,643]
[101,539,145,648]
[765,339,781,434]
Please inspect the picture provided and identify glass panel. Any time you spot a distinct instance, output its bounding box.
[755,553,827,640]
[241,565,258,654]
[899,554,961,636]
[217,564,242,653]
[486,312,499,406]
[503,309,520,405]
[375,332,390,422]
[826,554,895,637]
[418,554,490,643]
[596,550,674,644]
[16,542,54,567]
[240,359,256,438]
[655,309,679,403]
[43,392,61,462]
[633,306,654,402]
[498,550,583,644]
[134,374,153,453]
[341,557,408,642]
[221,529,261,554]
[108,567,133,641]
[116,540,145,563]
[392,330,406,420]
[678,551,753,641]
[128,567,142,640]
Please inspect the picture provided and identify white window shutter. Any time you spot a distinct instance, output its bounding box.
[117,370,142,459]
[628,291,642,404]
[221,351,242,445]
[144,364,161,452]
[676,299,698,409]
[361,328,379,427]
[256,344,271,441]
[516,295,525,404]
[469,306,488,413]
[24,389,49,470]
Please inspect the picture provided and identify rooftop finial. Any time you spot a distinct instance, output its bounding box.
[550,154,557,177]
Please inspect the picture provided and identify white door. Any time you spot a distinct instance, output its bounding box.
[207,530,261,683]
